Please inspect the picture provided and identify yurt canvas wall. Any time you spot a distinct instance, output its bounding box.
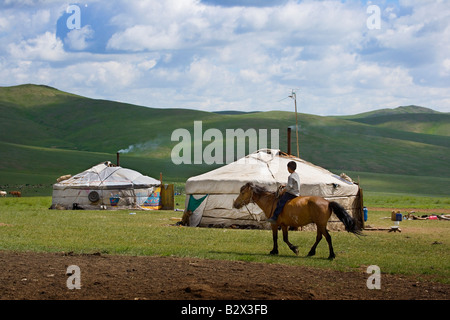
[52,161,161,210]
[183,149,363,230]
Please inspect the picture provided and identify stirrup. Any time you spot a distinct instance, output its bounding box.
[267,217,277,224]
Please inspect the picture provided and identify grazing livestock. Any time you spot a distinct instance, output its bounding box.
[0,191,6,197]
[9,191,21,197]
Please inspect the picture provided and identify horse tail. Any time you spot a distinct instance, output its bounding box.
[329,201,364,236]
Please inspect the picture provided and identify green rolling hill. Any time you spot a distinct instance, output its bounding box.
[339,105,449,136]
[0,84,448,197]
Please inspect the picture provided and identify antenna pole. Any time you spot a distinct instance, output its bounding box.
[291,90,299,158]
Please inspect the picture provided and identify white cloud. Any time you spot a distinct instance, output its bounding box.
[107,24,182,51]
[8,32,66,62]
[64,25,94,51]
[138,59,158,70]
[442,59,450,76]
[0,0,449,115]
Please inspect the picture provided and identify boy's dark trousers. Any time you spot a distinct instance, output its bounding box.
[271,192,297,220]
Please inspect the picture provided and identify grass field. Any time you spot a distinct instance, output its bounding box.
[1,196,449,284]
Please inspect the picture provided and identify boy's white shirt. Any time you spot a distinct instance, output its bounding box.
[286,172,300,197]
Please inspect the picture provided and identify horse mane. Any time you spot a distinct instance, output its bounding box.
[242,182,282,199]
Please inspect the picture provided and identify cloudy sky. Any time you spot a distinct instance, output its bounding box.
[0,0,449,115]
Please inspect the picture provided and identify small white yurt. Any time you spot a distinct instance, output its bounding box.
[183,149,363,229]
[52,161,161,210]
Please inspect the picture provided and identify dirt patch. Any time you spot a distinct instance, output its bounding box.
[0,251,448,301]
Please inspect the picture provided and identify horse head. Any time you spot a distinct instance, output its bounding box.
[233,182,254,209]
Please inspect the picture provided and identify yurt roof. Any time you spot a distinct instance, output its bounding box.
[185,149,358,196]
[53,161,160,190]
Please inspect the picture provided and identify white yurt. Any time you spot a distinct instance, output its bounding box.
[52,161,161,210]
[183,149,363,229]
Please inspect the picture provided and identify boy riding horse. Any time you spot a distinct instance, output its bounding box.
[267,161,300,224]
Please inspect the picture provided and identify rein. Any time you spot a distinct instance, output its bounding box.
[243,188,259,221]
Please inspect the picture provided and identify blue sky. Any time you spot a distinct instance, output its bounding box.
[0,0,449,115]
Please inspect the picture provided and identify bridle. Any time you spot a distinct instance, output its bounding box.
[242,185,280,221]
[243,187,259,221]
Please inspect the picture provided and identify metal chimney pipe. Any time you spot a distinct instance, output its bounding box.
[287,127,292,155]
[116,152,120,167]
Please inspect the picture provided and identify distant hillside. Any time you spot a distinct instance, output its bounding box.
[0,84,449,196]
[340,106,449,136]
[213,111,261,115]
[343,105,443,118]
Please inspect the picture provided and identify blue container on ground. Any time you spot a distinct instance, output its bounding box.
[363,207,368,222]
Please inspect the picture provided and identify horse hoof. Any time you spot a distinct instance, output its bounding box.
[328,255,336,260]
[292,247,299,256]
[270,250,278,255]
[307,251,315,257]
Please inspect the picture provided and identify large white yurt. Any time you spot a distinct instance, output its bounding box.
[183,149,363,229]
[52,161,161,210]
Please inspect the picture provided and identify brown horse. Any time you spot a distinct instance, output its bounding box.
[233,182,363,259]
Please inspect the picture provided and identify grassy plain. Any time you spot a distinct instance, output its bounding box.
[0,196,448,284]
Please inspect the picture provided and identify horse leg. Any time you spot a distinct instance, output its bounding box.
[282,225,299,255]
[307,229,322,257]
[270,225,279,255]
[324,229,335,260]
